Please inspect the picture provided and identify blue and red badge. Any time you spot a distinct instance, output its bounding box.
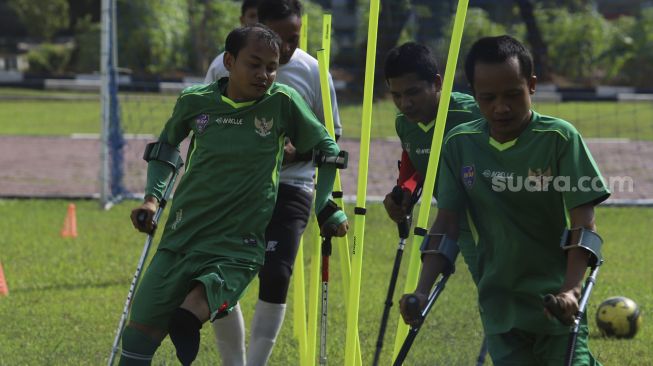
[195,114,210,134]
[461,165,475,188]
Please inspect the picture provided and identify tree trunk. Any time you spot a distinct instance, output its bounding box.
[514,0,552,81]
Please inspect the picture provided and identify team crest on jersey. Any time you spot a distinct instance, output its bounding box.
[461,165,475,188]
[254,116,273,137]
[194,114,210,134]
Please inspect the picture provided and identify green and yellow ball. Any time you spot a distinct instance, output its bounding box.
[595,296,642,339]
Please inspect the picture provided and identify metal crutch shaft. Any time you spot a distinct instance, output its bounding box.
[393,273,451,366]
[107,170,180,366]
[373,186,413,366]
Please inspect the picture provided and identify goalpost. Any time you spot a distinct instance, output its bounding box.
[100,0,127,209]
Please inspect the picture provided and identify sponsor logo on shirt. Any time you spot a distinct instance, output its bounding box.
[254,116,273,137]
[415,147,431,155]
[242,235,258,246]
[461,165,475,187]
[195,114,210,134]
[215,117,244,125]
[482,169,515,179]
[171,209,183,230]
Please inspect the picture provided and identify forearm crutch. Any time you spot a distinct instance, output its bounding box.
[393,273,451,366]
[543,227,604,366]
[319,234,333,366]
[544,264,601,366]
[108,142,183,366]
[373,186,414,366]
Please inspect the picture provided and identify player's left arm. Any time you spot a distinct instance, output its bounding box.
[550,125,611,323]
[286,89,348,237]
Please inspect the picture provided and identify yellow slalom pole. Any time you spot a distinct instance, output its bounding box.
[321,14,332,69]
[317,49,362,366]
[293,239,308,365]
[345,0,381,363]
[307,218,321,366]
[391,0,470,360]
[300,13,308,51]
[295,13,313,366]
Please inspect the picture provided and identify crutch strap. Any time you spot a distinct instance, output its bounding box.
[143,141,184,171]
[420,233,459,274]
[560,227,603,267]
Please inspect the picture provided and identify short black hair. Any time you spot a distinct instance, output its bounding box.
[225,24,281,58]
[384,42,440,84]
[257,0,302,24]
[241,0,258,16]
[464,35,534,89]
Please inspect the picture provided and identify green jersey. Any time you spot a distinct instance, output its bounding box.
[396,92,481,177]
[145,79,339,264]
[437,111,610,335]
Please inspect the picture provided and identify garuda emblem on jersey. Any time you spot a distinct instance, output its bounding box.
[254,116,273,137]
[461,165,475,188]
[195,114,210,135]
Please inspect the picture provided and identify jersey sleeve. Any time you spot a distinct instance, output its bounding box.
[144,95,193,200]
[204,53,228,83]
[435,138,468,212]
[558,129,610,209]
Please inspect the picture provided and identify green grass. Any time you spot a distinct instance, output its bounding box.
[0,200,651,365]
[2,87,652,140]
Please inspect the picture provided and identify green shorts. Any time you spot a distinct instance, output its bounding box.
[128,249,260,330]
[486,325,602,366]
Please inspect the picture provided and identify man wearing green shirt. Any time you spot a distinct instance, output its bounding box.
[383,42,482,282]
[119,25,348,365]
[400,35,609,365]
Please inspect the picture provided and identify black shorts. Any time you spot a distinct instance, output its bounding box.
[258,183,313,303]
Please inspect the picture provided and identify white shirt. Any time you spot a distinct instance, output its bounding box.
[204,48,343,192]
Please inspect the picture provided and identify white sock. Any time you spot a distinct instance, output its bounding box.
[246,300,287,366]
[213,303,246,366]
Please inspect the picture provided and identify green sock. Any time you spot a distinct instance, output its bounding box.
[118,326,160,365]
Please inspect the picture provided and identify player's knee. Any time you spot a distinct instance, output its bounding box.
[259,261,293,303]
[168,308,202,366]
[119,325,161,365]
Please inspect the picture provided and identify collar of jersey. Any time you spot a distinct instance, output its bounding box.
[488,136,518,151]
[417,119,435,132]
[221,94,256,109]
[487,110,537,151]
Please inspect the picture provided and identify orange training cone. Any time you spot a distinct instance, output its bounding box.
[61,203,78,238]
[0,262,8,296]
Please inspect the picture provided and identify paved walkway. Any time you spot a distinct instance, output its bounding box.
[1,136,651,204]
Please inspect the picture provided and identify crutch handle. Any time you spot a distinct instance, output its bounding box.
[391,186,412,239]
[405,295,422,319]
[543,293,572,325]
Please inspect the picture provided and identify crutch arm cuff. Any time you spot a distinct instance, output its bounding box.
[420,233,459,274]
[560,227,603,267]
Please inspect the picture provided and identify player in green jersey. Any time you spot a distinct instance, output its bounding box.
[382,42,482,283]
[399,35,609,365]
[119,25,348,366]
[383,42,481,221]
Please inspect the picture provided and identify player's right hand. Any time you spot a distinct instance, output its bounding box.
[383,187,412,223]
[130,198,158,234]
[399,292,428,327]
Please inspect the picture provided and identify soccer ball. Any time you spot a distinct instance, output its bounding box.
[595,296,642,339]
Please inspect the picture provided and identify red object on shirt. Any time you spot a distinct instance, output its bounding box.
[397,150,423,194]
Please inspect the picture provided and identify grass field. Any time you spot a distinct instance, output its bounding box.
[0,200,651,365]
[1,87,652,141]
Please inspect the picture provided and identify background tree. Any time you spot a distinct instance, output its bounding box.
[514,0,552,81]
[6,0,69,40]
